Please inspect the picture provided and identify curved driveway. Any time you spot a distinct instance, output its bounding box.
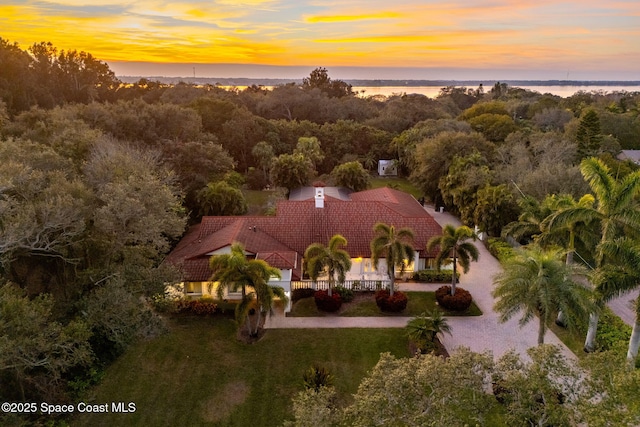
[266,205,576,360]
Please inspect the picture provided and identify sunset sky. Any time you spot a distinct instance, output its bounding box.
[2,0,640,80]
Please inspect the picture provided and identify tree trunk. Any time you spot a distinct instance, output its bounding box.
[538,314,546,345]
[450,252,457,296]
[555,310,566,327]
[584,312,600,352]
[389,265,395,296]
[245,315,252,335]
[557,243,573,326]
[626,293,640,368]
[627,319,640,368]
[253,310,262,337]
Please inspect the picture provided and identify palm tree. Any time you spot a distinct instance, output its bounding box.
[547,157,640,352]
[370,223,415,296]
[304,234,352,297]
[541,194,597,265]
[252,277,288,337]
[541,194,598,326]
[492,246,594,345]
[595,238,640,367]
[502,195,554,245]
[209,242,281,334]
[406,309,452,350]
[504,194,596,258]
[427,224,479,296]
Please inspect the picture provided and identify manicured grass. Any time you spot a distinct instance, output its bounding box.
[369,176,422,198]
[243,189,284,215]
[548,321,586,357]
[289,292,482,317]
[74,316,410,427]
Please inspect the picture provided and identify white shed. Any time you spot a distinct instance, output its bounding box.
[377,159,398,176]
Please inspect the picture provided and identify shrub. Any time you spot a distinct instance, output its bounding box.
[314,290,342,312]
[597,308,632,351]
[292,288,316,303]
[334,286,354,303]
[435,286,472,311]
[412,269,459,283]
[375,289,408,312]
[303,365,334,391]
[150,293,182,313]
[487,238,516,263]
[175,298,219,315]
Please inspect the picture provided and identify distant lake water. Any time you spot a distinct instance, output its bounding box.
[221,84,640,98]
[353,85,640,98]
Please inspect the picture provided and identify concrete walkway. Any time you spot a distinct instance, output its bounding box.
[608,291,637,327]
[265,205,576,360]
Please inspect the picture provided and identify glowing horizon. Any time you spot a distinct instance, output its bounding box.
[2,1,640,80]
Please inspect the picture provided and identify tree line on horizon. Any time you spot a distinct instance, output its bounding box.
[2,36,640,424]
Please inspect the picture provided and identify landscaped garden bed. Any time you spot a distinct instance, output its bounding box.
[288,291,482,317]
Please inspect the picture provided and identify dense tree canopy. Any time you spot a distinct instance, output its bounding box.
[330,161,370,191]
[3,37,640,423]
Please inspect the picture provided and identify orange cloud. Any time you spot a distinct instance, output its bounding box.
[305,11,402,23]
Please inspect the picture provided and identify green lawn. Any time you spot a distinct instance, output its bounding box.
[74,316,410,427]
[289,291,482,317]
[243,177,421,215]
[243,189,284,215]
[369,176,422,198]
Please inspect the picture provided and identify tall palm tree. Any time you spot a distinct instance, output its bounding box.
[492,246,594,345]
[304,234,352,297]
[370,223,415,296]
[541,194,598,326]
[502,195,554,245]
[503,194,597,259]
[548,157,640,352]
[541,193,597,265]
[595,238,640,368]
[427,224,479,296]
[209,242,281,334]
[252,277,288,337]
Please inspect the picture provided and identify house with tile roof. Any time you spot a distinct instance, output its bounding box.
[165,185,442,309]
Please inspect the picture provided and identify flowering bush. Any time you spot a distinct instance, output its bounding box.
[375,289,408,312]
[175,298,219,315]
[314,290,342,312]
[435,286,472,311]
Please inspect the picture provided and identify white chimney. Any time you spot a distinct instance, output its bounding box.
[314,185,325,208]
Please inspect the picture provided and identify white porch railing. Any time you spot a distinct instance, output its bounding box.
[291,279,392,292]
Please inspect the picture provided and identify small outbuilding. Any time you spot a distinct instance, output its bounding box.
[377,159,398,176]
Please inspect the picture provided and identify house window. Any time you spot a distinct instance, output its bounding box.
[185,282,203,294]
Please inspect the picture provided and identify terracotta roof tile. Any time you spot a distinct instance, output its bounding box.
[166,187,442,282]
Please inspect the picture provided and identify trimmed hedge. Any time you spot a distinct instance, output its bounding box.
[412,269,459,283]
[314,290,342,312]
[334,286,355,302]
[375,289,408,312]
[435,286,472,311]
[487,238,516,263]
[175,298,219,315]
[597,308,632,351]
[292,287,316,303]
